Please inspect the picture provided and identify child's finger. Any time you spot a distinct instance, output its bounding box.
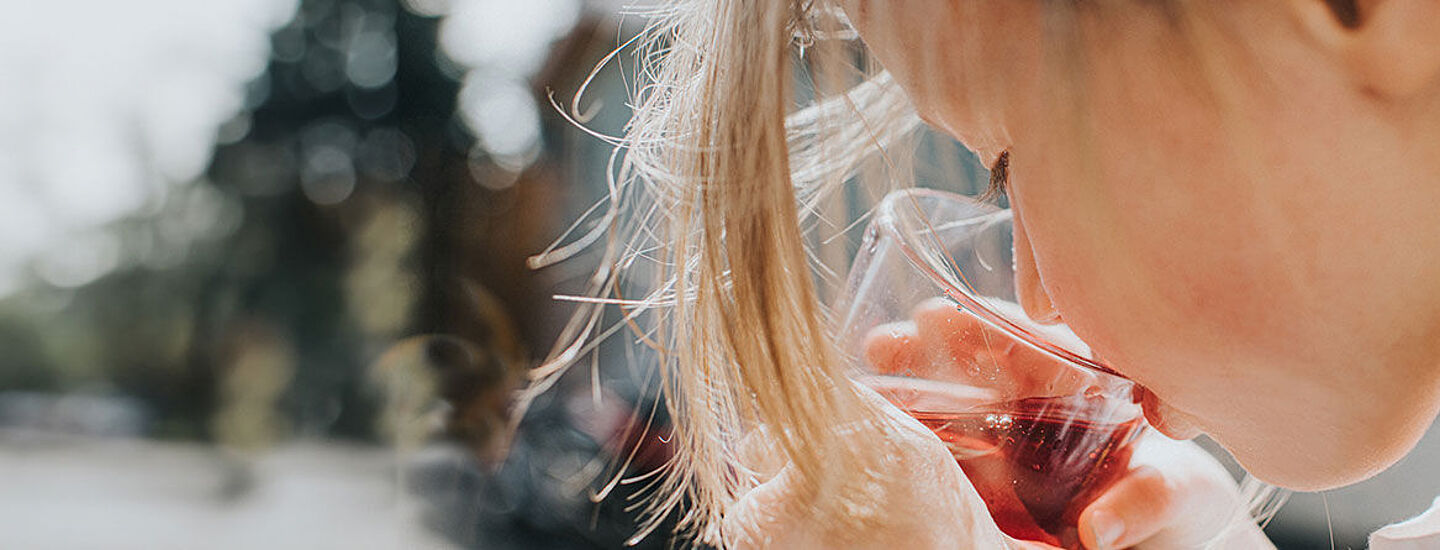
[1077,466,1176,550]
[911,298,1000,379]
[1078,435,1272,550]
[863,321,923,376]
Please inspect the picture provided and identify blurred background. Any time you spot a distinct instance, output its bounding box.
[0,1,1435,548]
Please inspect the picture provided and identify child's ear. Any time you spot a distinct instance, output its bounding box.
[1289,0,1440,98]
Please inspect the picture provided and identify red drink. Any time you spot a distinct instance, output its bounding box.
[866,377,1142,549]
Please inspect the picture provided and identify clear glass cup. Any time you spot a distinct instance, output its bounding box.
[836,188,1147,549]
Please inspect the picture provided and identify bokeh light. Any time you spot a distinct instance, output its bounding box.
[440,0,580,176]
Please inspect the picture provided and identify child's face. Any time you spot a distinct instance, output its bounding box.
[847,1,1440,489]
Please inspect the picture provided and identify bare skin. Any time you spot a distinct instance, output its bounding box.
[843,0,1440,490]
[731,1,1440,548]
[862,302,1273,549]
[726,303,1272,549]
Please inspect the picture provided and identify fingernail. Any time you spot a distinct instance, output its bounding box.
[1088,510,1124,550]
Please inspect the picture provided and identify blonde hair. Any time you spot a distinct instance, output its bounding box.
[524,0,929,545]
[527,0,1303,546]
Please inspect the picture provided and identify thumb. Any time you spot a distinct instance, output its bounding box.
[1077,435,1271,550]
[1077,466,1176,549]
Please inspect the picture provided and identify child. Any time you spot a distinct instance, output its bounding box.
[543,1,1440,548]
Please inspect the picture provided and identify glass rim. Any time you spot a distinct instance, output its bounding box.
[872,187,1132,382]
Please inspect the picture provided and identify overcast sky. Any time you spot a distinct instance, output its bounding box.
[0,0,588,296]
[0,0,296,293]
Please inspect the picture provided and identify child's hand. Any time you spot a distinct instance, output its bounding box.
[861,298,1101,401]
[859,300,1273,550]
[1076,433,1274,549]
[722,386,1270,549]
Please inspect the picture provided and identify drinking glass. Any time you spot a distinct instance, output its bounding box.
[836,188,1147,549]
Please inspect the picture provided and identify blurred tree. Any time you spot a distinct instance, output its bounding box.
[200,0,462,441]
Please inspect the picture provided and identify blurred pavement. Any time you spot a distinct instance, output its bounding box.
[0,432,456,550]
